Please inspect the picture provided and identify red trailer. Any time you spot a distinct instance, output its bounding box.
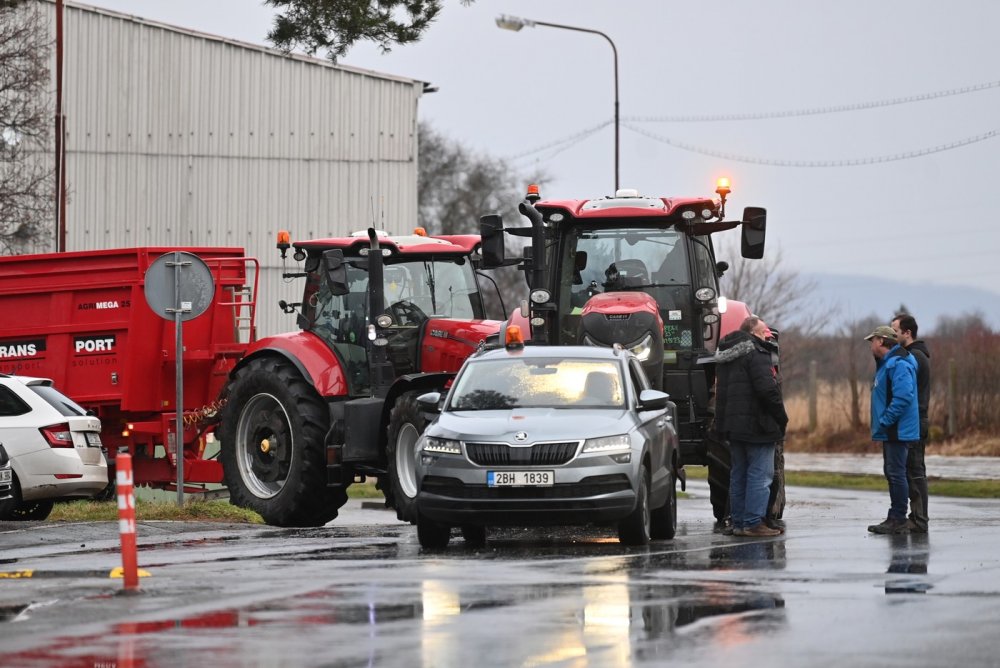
[0,247,257,490]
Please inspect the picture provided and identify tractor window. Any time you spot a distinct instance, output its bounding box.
[386,259,483,321]
[557,227,696,348]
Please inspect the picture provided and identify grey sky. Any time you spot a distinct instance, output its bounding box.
[86,1,1000,305]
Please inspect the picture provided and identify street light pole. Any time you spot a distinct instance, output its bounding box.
[496,14,619,192]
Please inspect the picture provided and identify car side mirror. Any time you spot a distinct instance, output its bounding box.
[322,249,350,296]
[416,391,442,413]
[479,214,505,268]
[638,389,670,412]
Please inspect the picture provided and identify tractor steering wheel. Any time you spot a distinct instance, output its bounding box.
[389,300,428,325]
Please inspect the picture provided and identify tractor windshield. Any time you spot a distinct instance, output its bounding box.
[304,256,485,394]
[556,226,698,350]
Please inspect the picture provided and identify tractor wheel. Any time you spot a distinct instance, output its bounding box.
[219,357,348,527]
[706,435,731,524]
[650,467,677,540]
[385,391,428,524]
[0,474,54,521]
[618,464,652,546]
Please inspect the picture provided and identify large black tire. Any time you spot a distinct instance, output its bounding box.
[0,474,54,521]
[461,525,487,548]
[768,439,786,520]
[706,434,731,523]
[219,357,348,527]
[651,467,677,540]
[618,464,652,546]
[385,391,428,524]
[417,515,451,549]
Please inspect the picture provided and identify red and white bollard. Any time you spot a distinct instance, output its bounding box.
[115,453,140,592]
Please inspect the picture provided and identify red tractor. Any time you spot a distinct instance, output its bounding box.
[478,182,774,522]
[218,229,501,526]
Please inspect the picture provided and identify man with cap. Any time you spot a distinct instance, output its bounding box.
[865,325,920,534]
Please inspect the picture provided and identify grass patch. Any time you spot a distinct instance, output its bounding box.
[50,499,264,523]
[683,465,1000,498]
[47,481,386,522]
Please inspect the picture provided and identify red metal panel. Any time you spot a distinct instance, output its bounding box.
[419,319,501,373]
[242,332,349,397]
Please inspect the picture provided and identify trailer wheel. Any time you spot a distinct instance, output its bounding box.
[385,391,427,524]
[706,434,731,524]
[220,357,348,527]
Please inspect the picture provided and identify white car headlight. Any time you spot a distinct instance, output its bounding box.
[628,333,654,361]
[582,434,631,453]
[423,437,462,455]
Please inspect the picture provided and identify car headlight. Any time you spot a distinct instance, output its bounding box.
[628,333,654,361]
[422,437,462,455]
[582,434,631,453]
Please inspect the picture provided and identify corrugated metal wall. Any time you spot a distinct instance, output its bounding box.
[48,2,422,337]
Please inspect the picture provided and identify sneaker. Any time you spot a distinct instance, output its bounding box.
[905,519,928,534]
[869,518,909,535]
[739,523,782,537]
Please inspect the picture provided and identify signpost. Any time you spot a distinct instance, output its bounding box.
[144,252,214,506]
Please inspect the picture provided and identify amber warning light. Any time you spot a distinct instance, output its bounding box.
[277,230,291,259]
[505,325,525,350]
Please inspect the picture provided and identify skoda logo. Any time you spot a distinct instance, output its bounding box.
[514,432,528,442]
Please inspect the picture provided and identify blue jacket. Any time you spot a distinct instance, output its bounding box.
[870,344,920,442]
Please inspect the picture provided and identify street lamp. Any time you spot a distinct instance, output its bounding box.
[496,14,620,192]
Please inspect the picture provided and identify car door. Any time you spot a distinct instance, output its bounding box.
[628,358,670,501]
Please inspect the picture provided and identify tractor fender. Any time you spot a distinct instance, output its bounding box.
[229,332,348,397]
[378,372,455,447]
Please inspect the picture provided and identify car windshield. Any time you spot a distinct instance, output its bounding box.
[448,357,625,410]
[28,385,87,417]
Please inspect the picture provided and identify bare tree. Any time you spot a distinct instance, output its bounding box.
[0,0,53,254]
[715,238,819,330]
[418,121,548,319]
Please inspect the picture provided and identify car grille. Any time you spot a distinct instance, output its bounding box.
[421,474,631,499]
[465,441,580,466]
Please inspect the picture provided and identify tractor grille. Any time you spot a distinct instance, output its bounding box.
[465,441,580,466]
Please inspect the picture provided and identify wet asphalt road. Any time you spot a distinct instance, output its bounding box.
[2,484,1000,667]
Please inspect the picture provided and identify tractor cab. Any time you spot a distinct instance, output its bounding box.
[279,229,489,398]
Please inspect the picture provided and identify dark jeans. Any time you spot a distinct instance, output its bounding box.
[907,439,929,530]
[729,439,776,530]
[882,441,912,520]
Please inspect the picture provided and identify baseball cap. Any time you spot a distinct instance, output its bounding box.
[864,325,897,341]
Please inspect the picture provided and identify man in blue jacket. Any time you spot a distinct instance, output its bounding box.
[865,325,920,535]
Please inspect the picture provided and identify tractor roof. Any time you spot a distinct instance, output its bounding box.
[536,195,719,221]
[294,233,481,256]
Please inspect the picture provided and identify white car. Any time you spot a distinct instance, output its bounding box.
[0,375,108,521]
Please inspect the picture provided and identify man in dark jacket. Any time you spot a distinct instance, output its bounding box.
[715,316,789,538]
[892,313,931,532]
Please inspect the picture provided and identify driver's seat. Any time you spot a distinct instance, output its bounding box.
[606,259,649,288]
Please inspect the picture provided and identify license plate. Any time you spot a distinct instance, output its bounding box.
[0,469,11,483]
[85,432,102,447]
[487,470,554,487]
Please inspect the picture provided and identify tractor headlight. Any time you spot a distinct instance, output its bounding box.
[422,437,462,455]
[582,434,631,453]
[628,334,654,361]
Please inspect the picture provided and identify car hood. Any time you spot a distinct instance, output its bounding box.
[430,408,632,444]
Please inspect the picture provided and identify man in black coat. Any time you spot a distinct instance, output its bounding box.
[715,316,789,538]
[892,313,931,532]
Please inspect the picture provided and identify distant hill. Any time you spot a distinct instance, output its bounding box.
[799,273,1000,334]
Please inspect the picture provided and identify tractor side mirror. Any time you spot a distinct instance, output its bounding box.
[740,207,767,259]
[322,249,350,296]
[715,260,729,278]
[479,214,505,268]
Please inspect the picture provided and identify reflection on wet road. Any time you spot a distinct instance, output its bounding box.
[1,484,1000,666]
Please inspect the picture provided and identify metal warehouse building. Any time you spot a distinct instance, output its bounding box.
[40,1,424,336]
